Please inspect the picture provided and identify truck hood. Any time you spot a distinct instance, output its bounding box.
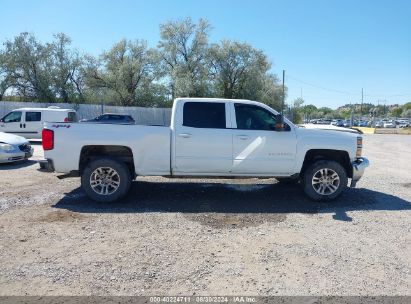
[295,126,359,161]
[299,124,360,134]
[0,132,29,145]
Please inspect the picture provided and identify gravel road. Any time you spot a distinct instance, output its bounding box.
[0,135,410,296]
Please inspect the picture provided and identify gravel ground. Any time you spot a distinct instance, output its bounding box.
[0,135,410,296]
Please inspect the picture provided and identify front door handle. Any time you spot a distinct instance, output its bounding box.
[23,123,26,128]
[20,123,22,128]
[178,133,192,138]
[236,135,249,140]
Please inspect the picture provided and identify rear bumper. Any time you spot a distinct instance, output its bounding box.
[350,157,369,187]
[39,158,55,172]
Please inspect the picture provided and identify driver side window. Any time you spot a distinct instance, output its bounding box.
[3,111,22,123]
[234,104,291,131]
[234,104,276,130]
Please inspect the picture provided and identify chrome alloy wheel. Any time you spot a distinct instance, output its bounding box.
[311,168,340,195]
[89,167,121,195]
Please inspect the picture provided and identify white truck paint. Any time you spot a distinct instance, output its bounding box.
[41,98,369,202]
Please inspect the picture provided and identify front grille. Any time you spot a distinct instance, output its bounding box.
[19,144,31,153]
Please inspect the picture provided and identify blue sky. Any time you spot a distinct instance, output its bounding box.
[1,0,410,108]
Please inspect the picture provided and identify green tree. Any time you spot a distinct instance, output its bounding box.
[0,50,12,100]
[3,32,55,101]
[209,40,269,98]
[49,33,85,103]
[158,17,210,98]
[389,106,403,118]
[85,39,161,106]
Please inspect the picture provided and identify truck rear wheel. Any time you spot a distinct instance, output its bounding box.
[81,158,131,202]
[302,160,347,201]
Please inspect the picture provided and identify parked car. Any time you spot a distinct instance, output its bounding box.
[0,107,77,139]
[331,119,345,127]
[79,114,135,124]
[375,121,383,128]
[383,121,396,128]
[0,132,33,163]
[397,119,410,128]
[40,98,369,203]
[343,120,352,127]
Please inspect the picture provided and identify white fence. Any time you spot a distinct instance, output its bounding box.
[0,101,172,126]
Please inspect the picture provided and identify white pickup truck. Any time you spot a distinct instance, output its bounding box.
[40,98,369,202]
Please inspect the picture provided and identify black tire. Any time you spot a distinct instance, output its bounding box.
[81,158,131,202]
[302,160,347,201]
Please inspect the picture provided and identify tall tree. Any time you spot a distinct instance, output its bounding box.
[208,40,282,109]
[48,33,85,103]
[158,17,210,98]
[3,32,54,101]
[85,39,160,106]
[209,40,267,98]
[0,50,12,100]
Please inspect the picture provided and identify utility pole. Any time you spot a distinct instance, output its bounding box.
[360,88,363,118]
[281,70,285,120]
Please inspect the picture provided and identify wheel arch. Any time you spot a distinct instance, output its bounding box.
[79,145,135,177]
[301,149,352,178]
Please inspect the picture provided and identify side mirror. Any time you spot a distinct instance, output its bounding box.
[274,114,284,131]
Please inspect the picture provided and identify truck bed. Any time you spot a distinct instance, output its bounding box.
[44,122,171,175]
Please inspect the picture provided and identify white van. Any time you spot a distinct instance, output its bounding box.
[0,107,77,139]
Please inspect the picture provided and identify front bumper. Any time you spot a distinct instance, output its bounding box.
[0,147,33,163]
[350,157,370,187]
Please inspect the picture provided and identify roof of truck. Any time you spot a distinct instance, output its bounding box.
[175,97,279,113]
[175,97,252,103]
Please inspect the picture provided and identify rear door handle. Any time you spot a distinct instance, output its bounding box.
[178,133,192,138]
[20,123,22,128]
[236,135,249,140]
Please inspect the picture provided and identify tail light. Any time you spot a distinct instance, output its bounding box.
[42,129,54,150]
[64,117,69,122]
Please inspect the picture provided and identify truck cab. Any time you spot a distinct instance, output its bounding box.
[171,98,297,176]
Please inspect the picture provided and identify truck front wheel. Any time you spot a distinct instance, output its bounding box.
[81,158,131,202]
[302,160,347,201]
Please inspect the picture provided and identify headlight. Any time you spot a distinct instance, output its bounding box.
[356,136,363,157]
[0,143,15,152]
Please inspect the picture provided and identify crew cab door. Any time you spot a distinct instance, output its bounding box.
[230,103,297,175]
[173,101,232,174]
[0,111,26,137]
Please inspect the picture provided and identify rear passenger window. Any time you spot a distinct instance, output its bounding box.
[25,112,41,122]
[183,102,226,129]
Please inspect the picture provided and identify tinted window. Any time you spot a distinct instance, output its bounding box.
[235,104,291,131]
[183,102,226,129]
[25,111,42,122]
[235,104,276,130]
[3,111,22,123]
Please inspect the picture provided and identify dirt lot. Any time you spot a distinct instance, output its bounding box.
[0,134,410,296]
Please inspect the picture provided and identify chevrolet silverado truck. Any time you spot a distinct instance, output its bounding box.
[40,98,369,202]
